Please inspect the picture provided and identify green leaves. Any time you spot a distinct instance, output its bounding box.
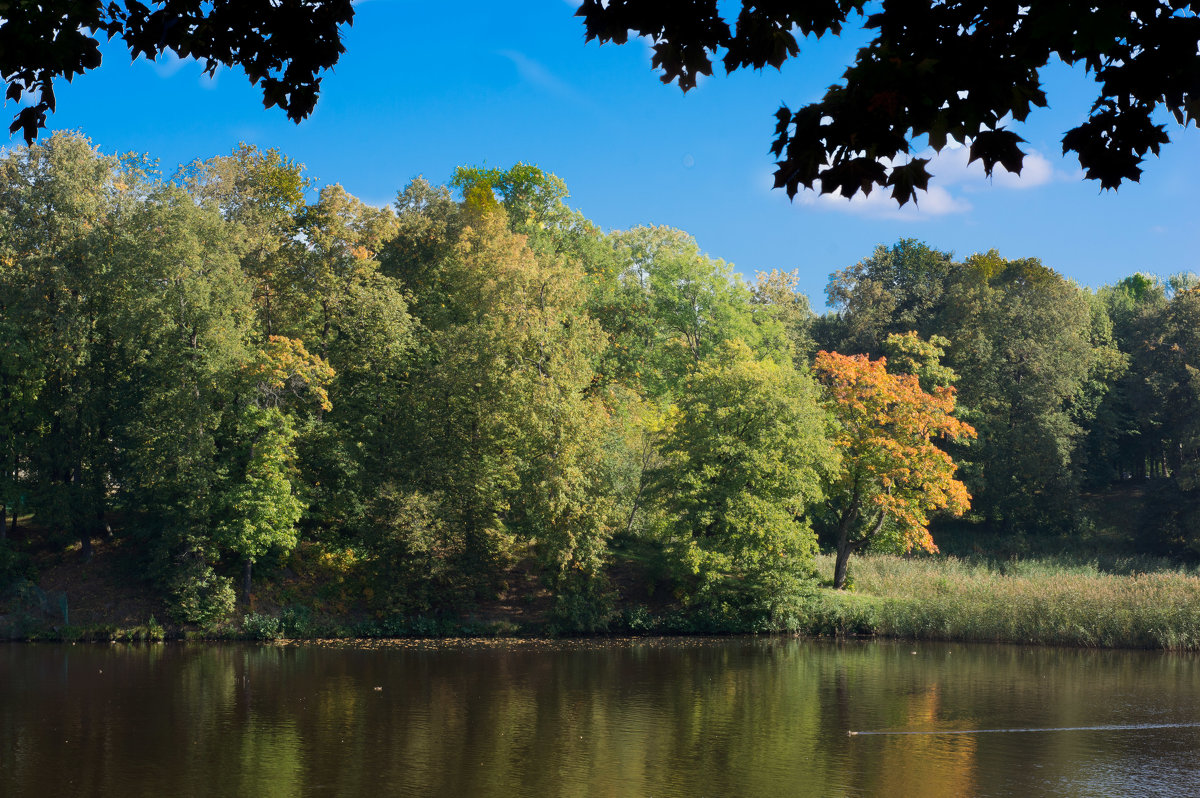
[652,340,831,608]
[597,226,768,398]
[215,405,303,565]
[16,132,1200,622]
[945,253,1098,533]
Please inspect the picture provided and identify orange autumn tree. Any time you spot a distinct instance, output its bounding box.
[813,344,975,589]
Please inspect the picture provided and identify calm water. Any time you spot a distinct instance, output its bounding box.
[3,638,1200,797]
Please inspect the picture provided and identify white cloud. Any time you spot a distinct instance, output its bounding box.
[783,144,1073,220]
[150,50,188,78]
[496,49,571,96]
[495,50,588,105]
[995,150,1054,188]
[930,146,1062,191]
[796,180,971,220]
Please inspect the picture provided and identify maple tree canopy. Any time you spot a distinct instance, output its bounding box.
[577,0,1200,206]
[0,0,354,143]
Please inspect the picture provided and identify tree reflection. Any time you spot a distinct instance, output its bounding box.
[3,641,1200,796]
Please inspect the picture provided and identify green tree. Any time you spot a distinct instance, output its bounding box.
[882,331,956,391]
[1134,288,1200,555]
[751,269,818,367]
[942,253,1097,533]
[116,181,255,621]
[1082,274,1174,485]
[449,164,599,260]
[593,226,769,398]
[0,132,133,558]
[289,184,399,353]
[216,405,304,600]
[218,336,333,598]
[181,144,309,338]
[823,239,956,356]
[1102,273,1168,349]
[1071,288,1129,488]
[388,198,616,613]
[289,185,414,540]
[450,163,621,383]
[651,339,830,615]
[383,177,464,300]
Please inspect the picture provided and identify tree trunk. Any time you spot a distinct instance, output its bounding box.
[97,508,113,540]
[80,524,93,562]
[832,506,886,589]
[0,504,6,541]
[243,558,253,601]
[833,537,853,589]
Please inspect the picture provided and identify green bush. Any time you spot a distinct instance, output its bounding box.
[621,605,655,632]
[241,612,283,640]
[279,605,314,637]
[362,487,493,614]
[167,554,236,627]
[546,572,614,635]
[146,616,165,641]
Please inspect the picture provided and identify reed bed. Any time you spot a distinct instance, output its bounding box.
[806,553,1200,650]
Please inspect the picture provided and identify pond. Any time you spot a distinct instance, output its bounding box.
[3,638,1200,796]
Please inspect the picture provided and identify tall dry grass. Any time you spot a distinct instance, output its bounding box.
[805,554,1200,649]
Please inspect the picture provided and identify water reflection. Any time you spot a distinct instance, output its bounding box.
[2,639,1199,796]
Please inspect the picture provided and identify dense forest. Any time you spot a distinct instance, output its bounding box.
[2,132,1199,635]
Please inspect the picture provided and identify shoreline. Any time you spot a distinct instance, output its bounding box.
[7,548,1200,650]
[5,592,1199,652]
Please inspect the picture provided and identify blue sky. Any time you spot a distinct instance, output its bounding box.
[22,0,1200,306]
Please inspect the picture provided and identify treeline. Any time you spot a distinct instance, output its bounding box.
[820,240,1200,547]
[0,133,1196,633]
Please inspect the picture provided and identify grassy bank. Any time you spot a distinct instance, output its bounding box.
[804,553,1200,650]
[8,526,1200,649]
